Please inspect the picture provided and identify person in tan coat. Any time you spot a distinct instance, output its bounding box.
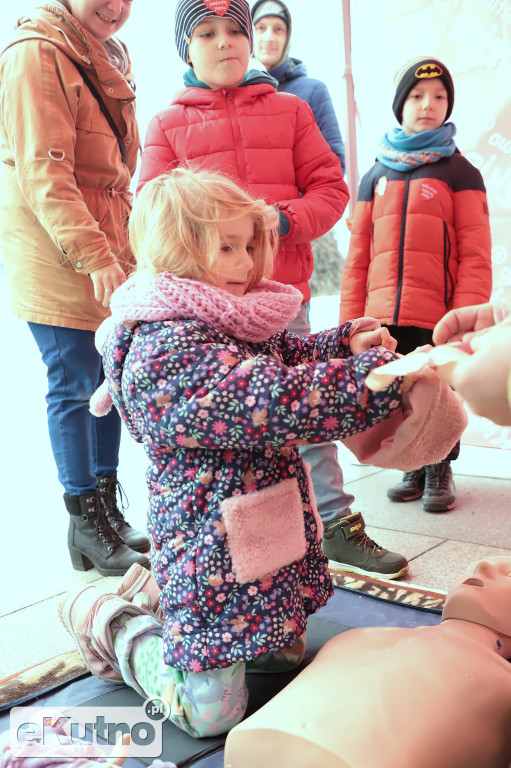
[0,0,149,574]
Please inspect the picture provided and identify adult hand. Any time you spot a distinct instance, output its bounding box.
[435,323,511,426]
[350,326,397,355]
[90,263,127,307]
[433,300,511,345]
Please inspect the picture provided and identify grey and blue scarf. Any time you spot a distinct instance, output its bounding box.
[377,122,457,172]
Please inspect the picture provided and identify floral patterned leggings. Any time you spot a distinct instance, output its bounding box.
[112,613,306,738]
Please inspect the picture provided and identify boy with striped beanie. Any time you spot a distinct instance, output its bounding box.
[175,0,254,62]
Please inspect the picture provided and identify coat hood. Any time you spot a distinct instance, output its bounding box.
[4,4,93,65]
[2,4,134,90]
[173,74,277,108]
[182,65,278,90]
[269,56,306,86]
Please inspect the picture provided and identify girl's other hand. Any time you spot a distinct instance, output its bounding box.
[262,205,280,232]
[350,326,398,355]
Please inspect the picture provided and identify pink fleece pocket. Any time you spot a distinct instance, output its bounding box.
[221,478,306,584]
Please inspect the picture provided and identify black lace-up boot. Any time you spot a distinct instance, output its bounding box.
[387,467,426,502]
[422,462,455,513]
[65,492,150,575]
[97,475,150,553]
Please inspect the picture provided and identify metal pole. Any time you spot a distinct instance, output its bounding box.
[341,0,359,224]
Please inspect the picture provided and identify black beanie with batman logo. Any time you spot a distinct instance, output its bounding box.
[392,57,454,124]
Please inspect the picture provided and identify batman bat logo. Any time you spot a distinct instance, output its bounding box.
[415,64,443,78]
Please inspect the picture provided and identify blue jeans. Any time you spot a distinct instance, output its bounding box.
[28,323,121,496]
[287,305,354,526]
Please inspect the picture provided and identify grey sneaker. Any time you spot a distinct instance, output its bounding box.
[322,512,409,580]
[387,468,425,502]
[422,462,455,513]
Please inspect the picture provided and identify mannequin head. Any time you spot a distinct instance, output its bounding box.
[442,557,511,638]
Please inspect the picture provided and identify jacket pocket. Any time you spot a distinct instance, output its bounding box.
[221,477,306,584]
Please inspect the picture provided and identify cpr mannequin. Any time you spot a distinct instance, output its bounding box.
[225,557,511,768]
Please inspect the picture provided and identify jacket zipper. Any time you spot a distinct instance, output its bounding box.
[367,222,374,300]
[224,90,247,184]
[443,222,455,309]
[392,176,410,325]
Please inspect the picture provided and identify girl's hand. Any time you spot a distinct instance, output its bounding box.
[350,326,397,355]
[262,205,280,232]
[90,263,127,307]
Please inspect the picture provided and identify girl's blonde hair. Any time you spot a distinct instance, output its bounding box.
[129,166,277,289]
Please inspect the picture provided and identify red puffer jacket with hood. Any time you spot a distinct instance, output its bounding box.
[138,70,348,302]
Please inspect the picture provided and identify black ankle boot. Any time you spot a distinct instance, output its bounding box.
[97,475,150,553]
[65,492,150,575]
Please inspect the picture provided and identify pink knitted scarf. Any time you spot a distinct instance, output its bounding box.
[91,274,303,416]
[107,272,303,342]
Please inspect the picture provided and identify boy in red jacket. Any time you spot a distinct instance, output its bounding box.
[340,57,492,513]
[137,0,409,580]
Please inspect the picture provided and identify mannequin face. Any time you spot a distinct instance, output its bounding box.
[442,557,511,637]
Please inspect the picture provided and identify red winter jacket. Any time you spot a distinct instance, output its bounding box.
[138,72,348,302]
[340,153,492,328]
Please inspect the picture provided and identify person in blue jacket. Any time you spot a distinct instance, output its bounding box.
[251,0,345,173]
[250,1,408,580]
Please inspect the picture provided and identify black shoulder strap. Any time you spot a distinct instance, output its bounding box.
[72,60,129,165]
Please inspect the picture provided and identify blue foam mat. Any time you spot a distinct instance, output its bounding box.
[1,586,441,767]
[315,581,442,627]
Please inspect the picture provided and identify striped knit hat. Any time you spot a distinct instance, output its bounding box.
[175,0,254,63]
